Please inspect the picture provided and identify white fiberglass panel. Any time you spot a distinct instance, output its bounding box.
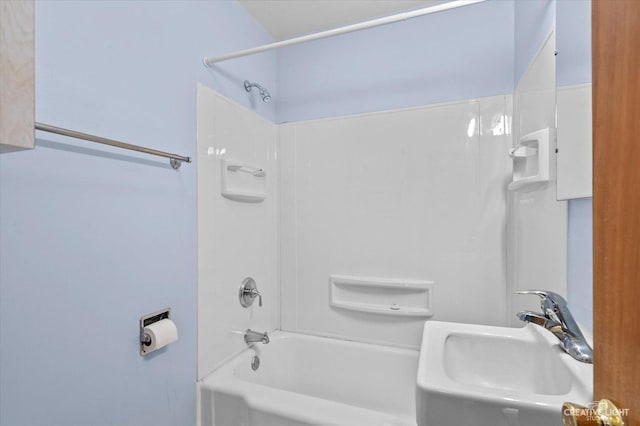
[508,31,568,324]
[197,84,279,379]
[557,83,592,200]
[280,95,512,348]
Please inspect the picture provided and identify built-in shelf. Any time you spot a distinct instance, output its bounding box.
[329,275,434,317]
[508,128,552,192]
[221,159,266,202]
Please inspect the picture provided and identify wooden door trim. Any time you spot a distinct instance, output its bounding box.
[592,0,640,422]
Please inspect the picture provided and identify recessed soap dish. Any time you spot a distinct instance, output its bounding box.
[329,275,434,318]
[508,128,552,192]
[221,159,266,202]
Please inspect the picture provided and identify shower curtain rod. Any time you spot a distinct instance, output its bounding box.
[35,122,191,169]
[203,0,486,66]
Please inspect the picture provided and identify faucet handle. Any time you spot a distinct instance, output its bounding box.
[516,290,549,296]
[239,277,263,308]
[516,290,567,305]
[250,289,262,307]
[516,290,567,323]
[517,289,552,298]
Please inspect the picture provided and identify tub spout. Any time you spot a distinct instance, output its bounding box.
[244,329,269,345]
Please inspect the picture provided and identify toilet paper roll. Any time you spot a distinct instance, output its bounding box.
[143,319,178,352]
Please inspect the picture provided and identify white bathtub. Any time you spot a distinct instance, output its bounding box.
[199,331,419,426]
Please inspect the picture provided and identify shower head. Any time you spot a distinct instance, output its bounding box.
[244,80,271,102]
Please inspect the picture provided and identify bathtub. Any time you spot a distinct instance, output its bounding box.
[199,331,419,426]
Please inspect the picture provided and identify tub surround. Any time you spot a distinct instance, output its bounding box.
[280,95,512,348]
[508,30,568,324]
[197,85,279,379]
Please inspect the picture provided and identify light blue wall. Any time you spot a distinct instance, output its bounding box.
[557,0,593,331]
[276,0,514,123]
[557,0,591,86]
[0,2,275,426]
[514,0,556,85]
[567,197,593,331]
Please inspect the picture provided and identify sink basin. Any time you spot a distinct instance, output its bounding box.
[416,321,593,426]
[443,332,574,395]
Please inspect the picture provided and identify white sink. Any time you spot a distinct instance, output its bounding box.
[416,321,593,426]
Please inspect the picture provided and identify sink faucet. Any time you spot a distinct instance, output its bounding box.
[516,290,593,364]
[244,329,269,345]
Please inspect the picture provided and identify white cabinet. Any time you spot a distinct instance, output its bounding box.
[0,0,35,153]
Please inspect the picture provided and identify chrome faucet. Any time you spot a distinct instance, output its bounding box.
[516,290,593,364]
[244,329,269,345]
[239,278,262,308]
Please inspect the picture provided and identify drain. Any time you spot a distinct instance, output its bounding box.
[251,355,260,371]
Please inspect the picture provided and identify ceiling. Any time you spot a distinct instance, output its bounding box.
[238,0,440,40]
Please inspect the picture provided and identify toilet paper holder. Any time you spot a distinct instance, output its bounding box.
[140,307,171,356]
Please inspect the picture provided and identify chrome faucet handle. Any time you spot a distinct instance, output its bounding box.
[250,288,262,307]
[239,277,263,308]
[516,290,566,304]
[516,290,566,323]
[516,289,551,297]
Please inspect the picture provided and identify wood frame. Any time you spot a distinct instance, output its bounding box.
[592,0,640,421]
